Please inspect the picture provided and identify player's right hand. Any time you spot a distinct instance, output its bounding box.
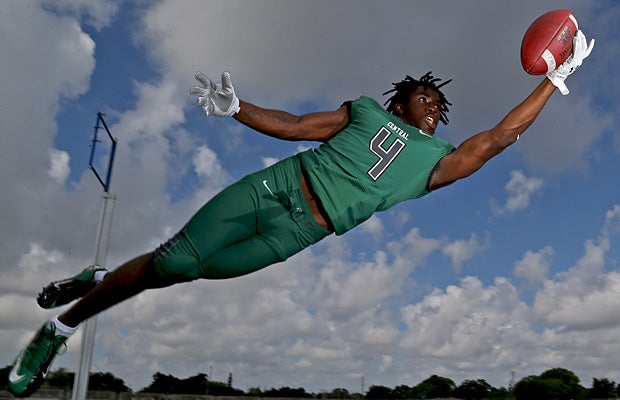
[190,71,240,117]
[546,30,595,95]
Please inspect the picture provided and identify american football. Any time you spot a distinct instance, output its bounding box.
[520,9,578,75]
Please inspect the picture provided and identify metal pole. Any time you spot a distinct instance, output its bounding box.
[71,192,116,400]
[72,112,118,400]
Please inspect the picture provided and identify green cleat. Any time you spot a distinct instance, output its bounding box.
[37,265,107,309]
[7,321,68,397]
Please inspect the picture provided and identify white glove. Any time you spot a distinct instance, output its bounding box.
[546,30,595,95]
[190,71,240,117]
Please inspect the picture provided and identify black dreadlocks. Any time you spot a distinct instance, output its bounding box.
[383,71,452,125]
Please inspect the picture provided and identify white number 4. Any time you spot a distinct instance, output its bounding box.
[367,127,405,180]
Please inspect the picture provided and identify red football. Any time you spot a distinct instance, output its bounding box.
[520,10,578,75]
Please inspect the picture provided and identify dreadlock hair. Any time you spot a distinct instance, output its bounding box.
[383,71,452,125]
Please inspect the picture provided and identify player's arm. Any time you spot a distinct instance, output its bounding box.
[234,100,349,142]
[428,78,555,190]
[428,30,594,190]
[190,71,349,142]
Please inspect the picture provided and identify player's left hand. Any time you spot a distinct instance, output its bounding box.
[190,71,240,117]
[546,30,595,95]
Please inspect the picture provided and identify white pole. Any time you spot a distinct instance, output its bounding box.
[71,192,117,400]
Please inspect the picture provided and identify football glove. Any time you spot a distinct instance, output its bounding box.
[190,71,240,117]
[546,30,595,95]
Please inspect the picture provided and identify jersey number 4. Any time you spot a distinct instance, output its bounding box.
[368,126,405,180]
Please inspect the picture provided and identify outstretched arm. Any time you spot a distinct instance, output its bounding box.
[190,71,349,142]
[234,100,349,142]
[428,78,556,190]
[428,30,595,190]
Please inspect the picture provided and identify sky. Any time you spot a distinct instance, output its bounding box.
[1,0,619,394]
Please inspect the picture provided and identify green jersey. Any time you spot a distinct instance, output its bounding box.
[298,96,455,235]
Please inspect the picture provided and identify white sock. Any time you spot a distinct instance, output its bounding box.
[94,270,108,283]
[51,315,77,337]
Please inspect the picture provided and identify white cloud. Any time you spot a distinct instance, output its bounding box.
[41,0,120,30]
[261,156,280,168]
[378,354,394,374]
[514,246,554,285]
[534,270,620,331]
[316,250,397,317]
[399,276,530,361]
[193,145,223,181]
[492,170,543,215]
[603,205,620,236]
[49,148,71,183]
[358,215,384,237]
[441,233,487,271]
[387,228,443,274]
[533,204,620,330]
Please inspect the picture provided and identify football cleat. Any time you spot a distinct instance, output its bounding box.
[37,265,107,309]
[7,321,67,397]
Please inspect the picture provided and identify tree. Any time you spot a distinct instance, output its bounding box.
[366,385,392,399]
[514,370,587,400]
[540,368,581,388]
[513,375,554,400]
[412,375,456,399]
[454,379,492,400]
[207,380,245,396]
[263,386,310,398]
[247,386,263,396]
[140,372,180,394]
[46,368,74,389]
[391,384,413,399]
[589,378,617,399]
[540,367,585,400]
[487,386,511,399]
[43,369,131,392]
[140,372,208,395]
[180,373,209,394]
[89,372,131,392]
[328,388,351,399]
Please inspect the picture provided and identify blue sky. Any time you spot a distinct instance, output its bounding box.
[1,0,619,394]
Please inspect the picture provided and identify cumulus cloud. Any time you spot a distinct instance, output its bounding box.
[358,215,384,237]
[603,205,620,236]
[533,204,620,331]
[492,170,543,215]
[399,276,530,361]
[48,148,71,183]
[193,145,224,181]
[441,233,488,271]
[41,0,120,30]
[514,246,554,285]
[261,156,280,168]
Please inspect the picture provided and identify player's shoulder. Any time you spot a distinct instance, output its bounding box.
[348,96,388,116]
[353,95,381,107]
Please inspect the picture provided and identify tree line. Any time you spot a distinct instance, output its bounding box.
[1,365,619,400]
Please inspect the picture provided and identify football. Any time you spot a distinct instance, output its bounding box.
[520,10,578,75]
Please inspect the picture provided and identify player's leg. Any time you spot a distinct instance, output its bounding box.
[193,157,332,279]
[37,265,109,309]
[57,252,157,327]
[7,252,158,397]
[7,169,273,397]
[35,162,275,316]
[7,157,329,397]
[6,183,257,397]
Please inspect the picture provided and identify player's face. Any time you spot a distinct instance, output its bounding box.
[401,87,442,134]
